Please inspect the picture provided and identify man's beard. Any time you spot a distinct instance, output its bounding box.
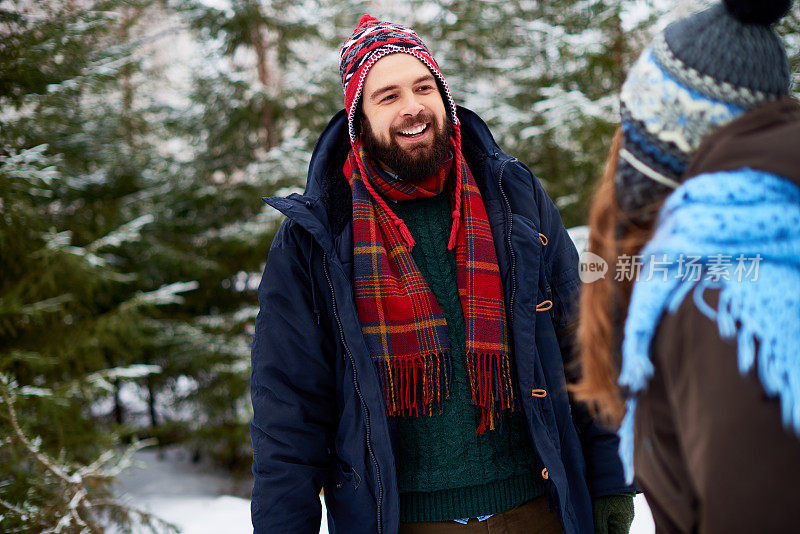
[361,112,453,183]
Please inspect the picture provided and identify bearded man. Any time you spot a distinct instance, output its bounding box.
[250,15,634,534]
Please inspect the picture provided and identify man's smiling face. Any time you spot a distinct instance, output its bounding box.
[360,53,451,182]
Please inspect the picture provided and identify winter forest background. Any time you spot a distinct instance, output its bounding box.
[2,0,799,531]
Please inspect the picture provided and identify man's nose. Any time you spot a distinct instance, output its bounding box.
[399,93,425,117]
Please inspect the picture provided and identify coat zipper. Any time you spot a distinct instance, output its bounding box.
[322,253,384,533]
[496,156,518,326]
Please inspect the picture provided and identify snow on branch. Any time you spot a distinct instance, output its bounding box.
[84,365,163,393]
[88,214,155,251]
[532,87,616,124]
[41,230,108,267]
[39,214,154,270]
[0,145,61,185]
[20,294,75,315]
[129,281,200,307]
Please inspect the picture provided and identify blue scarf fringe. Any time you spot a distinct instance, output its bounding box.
[617,169,800,482]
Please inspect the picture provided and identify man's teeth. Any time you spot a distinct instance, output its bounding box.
[399,124,427,136]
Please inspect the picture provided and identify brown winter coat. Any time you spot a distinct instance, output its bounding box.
[632,97,800,533]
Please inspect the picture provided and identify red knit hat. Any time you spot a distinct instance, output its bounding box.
[338,15,464,250]
[339,14,459,142]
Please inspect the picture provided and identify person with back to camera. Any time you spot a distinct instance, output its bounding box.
[575,0,800,532]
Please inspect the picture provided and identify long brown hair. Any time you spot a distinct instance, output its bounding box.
[572,127,657,425]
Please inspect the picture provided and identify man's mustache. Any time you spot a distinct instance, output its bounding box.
[391,113,437,134]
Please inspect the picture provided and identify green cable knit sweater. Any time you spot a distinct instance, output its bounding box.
[392,192,545,523]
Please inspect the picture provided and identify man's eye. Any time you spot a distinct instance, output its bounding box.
[416,85,433,92]
[381,94,396,103]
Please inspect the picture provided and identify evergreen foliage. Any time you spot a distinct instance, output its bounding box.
[0,2,190,529]
[0,0,797,530]
[406,0,669,226]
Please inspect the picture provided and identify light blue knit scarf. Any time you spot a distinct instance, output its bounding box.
[617,168,800,483]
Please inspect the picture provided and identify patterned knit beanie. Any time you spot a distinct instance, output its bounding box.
[616,0,793,220]
[339,14,459,143]
[339,14,465,250]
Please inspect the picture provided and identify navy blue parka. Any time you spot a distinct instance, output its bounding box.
[250,107,630,534]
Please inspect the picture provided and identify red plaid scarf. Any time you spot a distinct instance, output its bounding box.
[344,140,515,433]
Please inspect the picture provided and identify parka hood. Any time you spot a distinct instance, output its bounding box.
[686,97,800,190]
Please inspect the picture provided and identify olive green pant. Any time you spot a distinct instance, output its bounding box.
[398,496,563,534]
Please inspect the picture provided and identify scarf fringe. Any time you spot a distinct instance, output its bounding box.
[375,351,517,434]
[376,352,451,418]
[467,352,517,434]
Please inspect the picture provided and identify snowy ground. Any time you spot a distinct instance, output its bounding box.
[115,447,652,533]
[113,447,254,533]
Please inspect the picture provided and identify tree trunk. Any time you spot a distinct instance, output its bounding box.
[118,7,137,154]
[252,24,280,150]
[146,376,159,429]
[113,378,124,424]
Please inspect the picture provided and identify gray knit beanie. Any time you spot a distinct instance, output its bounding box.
[615,0,793,221]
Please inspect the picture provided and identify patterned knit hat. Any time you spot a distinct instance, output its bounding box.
[616,0,793,219]
[339,14,459,143]
[339,15,465,251]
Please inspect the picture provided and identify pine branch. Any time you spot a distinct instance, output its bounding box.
[0,381,74,485]
[0,379,167,532]
[0,496,29,518]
